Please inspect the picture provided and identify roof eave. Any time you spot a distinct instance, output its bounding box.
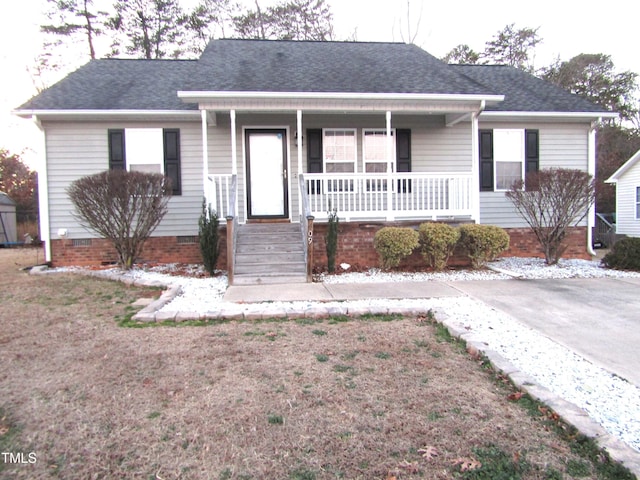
[606,148,640,183]
[13,109,201,119]
[480,111,618,120]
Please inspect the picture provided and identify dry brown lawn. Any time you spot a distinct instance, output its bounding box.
[0,248,624,479]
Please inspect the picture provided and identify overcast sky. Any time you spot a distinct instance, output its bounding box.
[1,0,638,167]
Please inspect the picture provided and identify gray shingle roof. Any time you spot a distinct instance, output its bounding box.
[451,64,609,113]
[19,59,198,111]
[190,39,494,95]
[17,39,609,114]
[0,192,16,207]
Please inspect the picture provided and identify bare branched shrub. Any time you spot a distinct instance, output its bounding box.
[68,170,171,269]
[506,168,595,265]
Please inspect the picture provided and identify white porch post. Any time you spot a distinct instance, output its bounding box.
[297,109,303,216]
[201,109,209,203]
[471,111,481,223]
[386,111,393,221]
[230,109,237,175]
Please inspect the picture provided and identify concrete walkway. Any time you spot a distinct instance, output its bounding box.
[224,280,462,302]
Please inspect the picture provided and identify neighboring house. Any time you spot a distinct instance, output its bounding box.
[14,39,615,283]
[606,149,640,237]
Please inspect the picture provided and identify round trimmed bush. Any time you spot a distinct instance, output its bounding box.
[373,227,419,269]
[602,237,640,271]
[418,222,460,271]
[458,224,510,269]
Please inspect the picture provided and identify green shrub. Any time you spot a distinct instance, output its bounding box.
[602,237,640,271]
[373,227,419,269]
[458,224,510,269]
[418,222,460,271]
[326,208,339,273]
[199,198,221,276]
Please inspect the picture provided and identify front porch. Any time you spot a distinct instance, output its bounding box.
[206,172,474,222]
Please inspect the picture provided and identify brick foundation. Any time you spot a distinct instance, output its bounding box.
[311,222,591,271]
[49,223,589,270]
[50,229,228,269]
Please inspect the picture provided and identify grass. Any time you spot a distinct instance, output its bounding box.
[0,249,635,480]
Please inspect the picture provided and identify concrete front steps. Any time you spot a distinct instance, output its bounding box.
[233,223,308,285]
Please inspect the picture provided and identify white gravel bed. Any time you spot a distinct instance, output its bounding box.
[319,257,640,284]
[439,296,640,453]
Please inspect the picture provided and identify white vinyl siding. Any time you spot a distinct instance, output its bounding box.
[636,187,640,220]
[480,122,590,228]
[42,120,202,240]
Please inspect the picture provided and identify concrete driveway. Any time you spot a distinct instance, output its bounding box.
[451,277,640,388]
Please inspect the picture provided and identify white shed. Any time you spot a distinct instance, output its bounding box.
[606,149,640,237]
[0,192,17,244]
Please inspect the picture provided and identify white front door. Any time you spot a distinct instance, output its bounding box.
[246,129,288,218]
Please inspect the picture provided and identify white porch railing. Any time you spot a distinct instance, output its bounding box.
[302,172,473,220]
[206,174,234,218]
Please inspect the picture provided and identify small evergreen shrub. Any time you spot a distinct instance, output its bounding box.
[458,224,510,269]
[373,227,419,269]
[602,237,640,271]
[199,199,220,276]
[418,222,460,271]
[326,208,339,273]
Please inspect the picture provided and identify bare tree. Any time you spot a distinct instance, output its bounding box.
[67,170,171,269]
[483,23,541,72]
[506,168,595,265]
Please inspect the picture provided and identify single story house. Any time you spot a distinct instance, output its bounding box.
[606,149,640,237]
[15,39,615,283]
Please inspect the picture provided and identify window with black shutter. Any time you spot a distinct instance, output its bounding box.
[108,128,182,195]
[479,129,539,191]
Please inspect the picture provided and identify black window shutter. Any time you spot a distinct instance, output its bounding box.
[479,130,494,191]
[396,129,411,172]
[108,129,126,170]
[307,129,323,173]
[306,129,323,195]
[163,129,181,195]
[525,129,539,175]
[396,129,411,192]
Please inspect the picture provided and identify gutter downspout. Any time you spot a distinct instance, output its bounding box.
[386,111,393,221]
[470,101,485,223]
[587,119,599,257]
[33,116,51,263]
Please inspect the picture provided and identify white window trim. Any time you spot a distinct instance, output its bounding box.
[493,128,525,192]
[636,186,640,220]
[124,128,164,174]
[322,128,357,173]
[363,128,396,173]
